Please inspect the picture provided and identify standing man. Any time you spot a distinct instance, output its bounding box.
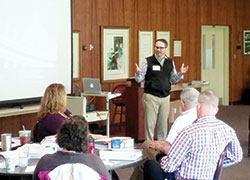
[135,39,189,141]
[143,90,243,180]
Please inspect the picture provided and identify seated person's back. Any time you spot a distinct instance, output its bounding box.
[32,115,111,180]
[143,90,243,180]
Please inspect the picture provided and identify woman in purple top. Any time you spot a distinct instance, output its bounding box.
[34,83,72,142]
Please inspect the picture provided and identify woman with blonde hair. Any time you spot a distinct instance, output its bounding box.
[34,83,72,142]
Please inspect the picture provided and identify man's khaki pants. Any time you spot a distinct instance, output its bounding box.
[143,93,170,141]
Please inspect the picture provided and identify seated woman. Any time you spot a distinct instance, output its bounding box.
[34,83,72,142]
[32,115,111,180]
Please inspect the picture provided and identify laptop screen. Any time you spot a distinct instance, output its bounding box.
[82,78,102,94]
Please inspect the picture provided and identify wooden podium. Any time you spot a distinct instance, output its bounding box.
[125,79,145,141]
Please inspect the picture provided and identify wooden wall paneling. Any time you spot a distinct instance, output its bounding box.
[173,0,189,79]
[229,28,233,103]
[90,0,98,79]
[161,0,172,29]
[80,0,94,78]
[96,0,110,27]
[137,0,151,30]
[72,0,86,91]
[167,0,177,63]
[229,0,242,101]
[0,116,19,136]
[20,113,38,138]
[230,0,245,101]
[96,0,111,88]
[229,1,236,102]
[150,0,166,29]
[71,0,250,103]
[211,0,227,24]
[109,0,125,25]
[200,0,212,24]
[0,113,38,138]
[95,0,109,77]
[132,0,140,73]
[123,0,136,78]
[129,27,135,78]
[72,0,81,30]
[242,0,250,91]
[187,0,201,82]
[244,0,250,89]
[225,0,234,25]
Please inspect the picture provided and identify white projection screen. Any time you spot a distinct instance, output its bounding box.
[0,0,72,107]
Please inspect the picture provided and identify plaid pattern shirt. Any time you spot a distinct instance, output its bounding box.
[160,116,243,180]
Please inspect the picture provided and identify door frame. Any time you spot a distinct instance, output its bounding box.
[201,25,230,105]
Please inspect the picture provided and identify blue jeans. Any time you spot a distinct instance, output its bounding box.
[144,159,175,180]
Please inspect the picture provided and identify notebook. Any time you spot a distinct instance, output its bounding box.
[82,78,102,94]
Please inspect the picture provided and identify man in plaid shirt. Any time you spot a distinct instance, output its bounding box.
[144,89,243,180]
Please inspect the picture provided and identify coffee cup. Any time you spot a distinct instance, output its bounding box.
[111,139,125,149]
[1,133,12,151]
[19,130,31,145]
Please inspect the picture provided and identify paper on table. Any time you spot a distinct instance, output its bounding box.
[102,159,119,166]
[25,165,36,172]
[99,149,142,161]
[20,143,58,158]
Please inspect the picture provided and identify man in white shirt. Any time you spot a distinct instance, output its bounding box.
[129,88,200,180]
[143,87,200,159]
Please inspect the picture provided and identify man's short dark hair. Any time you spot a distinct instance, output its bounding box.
[57,115,89,152]
[156,39,168,48]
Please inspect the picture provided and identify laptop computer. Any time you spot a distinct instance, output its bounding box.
[82,78,102,94]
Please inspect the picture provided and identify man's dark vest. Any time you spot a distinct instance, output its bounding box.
[144,55,173,97]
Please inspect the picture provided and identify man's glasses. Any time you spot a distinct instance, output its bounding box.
[155,46,166,50]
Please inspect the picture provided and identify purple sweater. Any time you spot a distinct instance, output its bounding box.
[32,151,111,180]
[36,109,71,142]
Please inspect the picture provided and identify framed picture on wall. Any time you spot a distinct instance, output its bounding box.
[138,31,154,66]
[243,30,250,55]
[72,31,80,79]
[173,40,182,57]
[101,27,130,82]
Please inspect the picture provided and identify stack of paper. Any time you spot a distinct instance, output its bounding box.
[21,143,58,158]
[24,144,47,158]
[99,149,142,161]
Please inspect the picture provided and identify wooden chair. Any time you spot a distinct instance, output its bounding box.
[111,84,127,124]
[213,146,227,180]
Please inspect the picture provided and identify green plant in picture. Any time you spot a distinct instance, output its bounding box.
[107,36,124,70]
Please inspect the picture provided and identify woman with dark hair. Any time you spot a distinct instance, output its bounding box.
[34,83,72,142]
[32,115,111,180]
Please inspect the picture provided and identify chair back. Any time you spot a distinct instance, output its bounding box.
[38,163,108,180]
[213,147,227,180]
[112,84,126,96]
[112,84,127,104]
[33,120,41,142]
